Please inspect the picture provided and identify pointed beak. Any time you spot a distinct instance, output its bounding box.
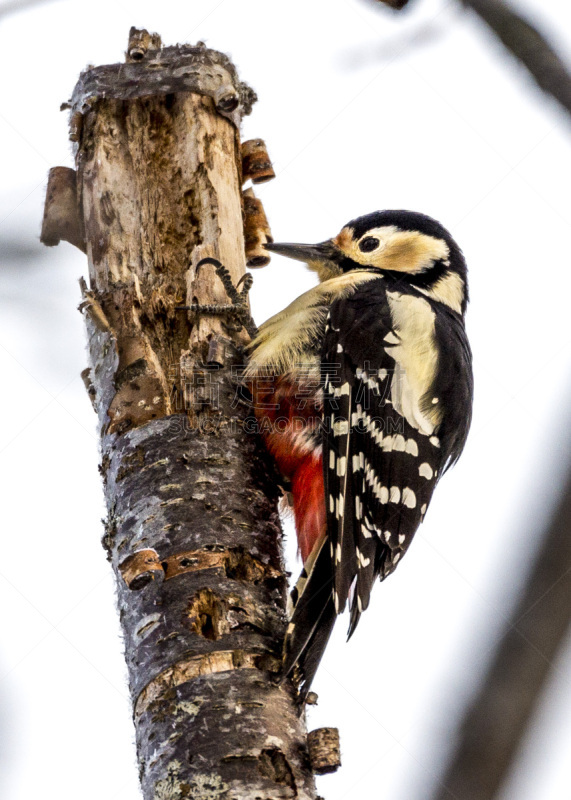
[263,240,339,264]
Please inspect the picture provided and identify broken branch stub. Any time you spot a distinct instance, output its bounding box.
[120,549,165,590]
[241,138,276,184]
[43,28,320,800]
[40,167,86,253]
[243,187,273,268]
[308,728,341,775]
[126,26,162,62]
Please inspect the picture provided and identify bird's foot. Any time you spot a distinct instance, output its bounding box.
[177,257,258,338]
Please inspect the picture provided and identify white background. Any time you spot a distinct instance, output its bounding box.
[1,1,571,798]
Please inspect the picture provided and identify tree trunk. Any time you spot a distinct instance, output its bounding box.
[46,31,318,800]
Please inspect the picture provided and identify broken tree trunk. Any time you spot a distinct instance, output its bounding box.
[42,29,318,800]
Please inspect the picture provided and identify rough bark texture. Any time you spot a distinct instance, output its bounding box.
[430,447,571,800]
[61,34,317,800]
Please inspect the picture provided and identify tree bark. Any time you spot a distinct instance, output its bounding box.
[47,32,318,800]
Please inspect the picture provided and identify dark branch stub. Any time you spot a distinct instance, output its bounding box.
[308,728,341,775]
[126,26,162,62]
[40,167,86,253]
[241,138,276,184]
[243,189,273,269]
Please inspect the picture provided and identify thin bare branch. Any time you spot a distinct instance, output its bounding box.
[462,0,571,118]
[429,437,571,800]
[370,0,571,120]
[375,0,411,7]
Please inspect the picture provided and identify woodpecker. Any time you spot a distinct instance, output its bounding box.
[245,210,473,695]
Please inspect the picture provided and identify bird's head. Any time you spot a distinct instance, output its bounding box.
[265,210,468,315]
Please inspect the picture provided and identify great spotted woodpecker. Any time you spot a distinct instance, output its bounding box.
[245,210,473,694]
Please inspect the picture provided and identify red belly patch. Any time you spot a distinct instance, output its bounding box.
[250,375,326,562]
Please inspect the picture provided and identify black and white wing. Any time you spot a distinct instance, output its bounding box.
[322,277,472,634]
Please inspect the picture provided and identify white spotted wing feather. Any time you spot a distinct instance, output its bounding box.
[322,277,470,635]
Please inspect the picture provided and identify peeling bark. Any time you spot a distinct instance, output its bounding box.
[46,31,318,800]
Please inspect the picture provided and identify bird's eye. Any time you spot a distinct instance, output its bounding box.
[359,236,380,253]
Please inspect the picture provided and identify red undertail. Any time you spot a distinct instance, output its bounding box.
[291,452,325,562]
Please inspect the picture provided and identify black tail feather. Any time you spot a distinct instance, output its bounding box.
[282,538,337,697]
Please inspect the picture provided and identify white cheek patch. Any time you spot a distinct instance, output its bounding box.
[417,270,465,314]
